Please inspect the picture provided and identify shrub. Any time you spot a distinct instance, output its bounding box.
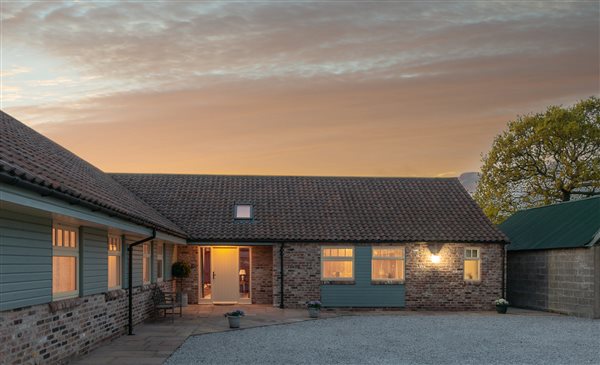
[172,261,191,279]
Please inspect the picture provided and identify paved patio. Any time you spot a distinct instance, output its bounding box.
[73,306,560,365]
[73,305,334,365]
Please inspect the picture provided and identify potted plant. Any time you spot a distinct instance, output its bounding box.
[306,300,322,318]
[172,261,191,307]
[224,310,245,328]
[495,298,509,314]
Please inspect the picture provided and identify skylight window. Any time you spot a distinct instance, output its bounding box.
[234,204,253,220]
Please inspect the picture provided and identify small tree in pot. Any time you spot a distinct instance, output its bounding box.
[172,261,191,306]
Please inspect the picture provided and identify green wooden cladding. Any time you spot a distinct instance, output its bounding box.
[0,207,53,311]
[0,206,181,311]
[80,227,109,296]
[321,246,405,307]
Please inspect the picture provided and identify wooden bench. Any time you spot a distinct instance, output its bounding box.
[153,288,182,322]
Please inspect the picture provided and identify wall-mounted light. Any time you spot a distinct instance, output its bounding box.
[426,243,444,264]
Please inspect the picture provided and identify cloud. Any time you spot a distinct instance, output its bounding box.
[1,1,598,176]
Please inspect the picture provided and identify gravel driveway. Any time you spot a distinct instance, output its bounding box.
[165,314,600,365]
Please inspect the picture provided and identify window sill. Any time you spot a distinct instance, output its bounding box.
[371,280,404,285]
[49,296,82,312]
[464,280,481,285]
[321,280,355,285]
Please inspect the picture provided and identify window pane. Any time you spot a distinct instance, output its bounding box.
[143,256,150,283]
[372,259,404,280]
[53,256,77,294]
[70,231,77,247]
[57,229,63,247]
[108,255,121,288]
[373,248,403,258]
[323,261,353,279]
[202,248,212,299]
[235,205,252,219]
[464,260,480,281]
[156,259,163,279]
[239,248,250,298]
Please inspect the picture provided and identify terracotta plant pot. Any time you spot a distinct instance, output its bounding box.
[227,315,241,328]
[496,305,508,314]
[308,307,320,318]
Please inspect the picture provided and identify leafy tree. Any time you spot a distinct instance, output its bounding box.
[475,96,600,224]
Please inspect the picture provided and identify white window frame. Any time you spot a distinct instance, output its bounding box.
[156,242,164,283]
[108,234,122,290]
[371,246,405,282]
[52,224,79,300]
[143,242,151,285]
[464,247,481,282]
[320,246,355,281]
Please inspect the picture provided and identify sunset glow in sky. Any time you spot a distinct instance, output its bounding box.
[1,1,598,177]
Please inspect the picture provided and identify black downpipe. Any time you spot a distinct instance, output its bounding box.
[502,244,507,299]
[279,243,284,309]
[128,230,156,335]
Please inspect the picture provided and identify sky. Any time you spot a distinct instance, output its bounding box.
[1,1,598,177]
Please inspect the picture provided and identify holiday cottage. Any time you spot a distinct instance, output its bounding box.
[0,111,507,363]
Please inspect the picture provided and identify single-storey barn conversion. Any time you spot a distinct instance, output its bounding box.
[1,111,507,364]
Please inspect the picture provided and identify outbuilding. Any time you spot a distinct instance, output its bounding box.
[501,197,600,318]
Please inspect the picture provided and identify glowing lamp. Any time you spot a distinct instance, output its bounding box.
[431,255,441,264]
[426,242,444,264]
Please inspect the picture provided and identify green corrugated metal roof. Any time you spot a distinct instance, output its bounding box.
[501,196,600,251]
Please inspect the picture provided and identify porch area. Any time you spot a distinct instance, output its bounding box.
[73,304,330,365]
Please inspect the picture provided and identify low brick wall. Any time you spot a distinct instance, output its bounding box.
[0,281,173,365]
[507,246,598,318]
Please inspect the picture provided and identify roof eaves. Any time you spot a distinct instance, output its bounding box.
[0,170,188,239]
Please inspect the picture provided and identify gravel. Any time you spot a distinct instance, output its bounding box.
[165,314,600,365]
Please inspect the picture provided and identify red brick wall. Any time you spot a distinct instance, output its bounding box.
[273,243,321,308]
[0,281,173,365]
[404,242,504,310]
[177,245,200,304]
[251,246,273,304]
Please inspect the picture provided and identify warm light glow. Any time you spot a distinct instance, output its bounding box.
[431,255,441,264]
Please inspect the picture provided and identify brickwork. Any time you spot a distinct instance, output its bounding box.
[272,242,504,310]
[176,245,200,304]
[0,281,173,365]
[404,243,504,310]
[507,246,598,318]
[273,243,321,308]
[251,246,273,304]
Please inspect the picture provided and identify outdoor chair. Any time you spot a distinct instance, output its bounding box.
[153,288,183,322]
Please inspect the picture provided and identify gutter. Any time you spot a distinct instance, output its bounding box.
[127,230,156,335]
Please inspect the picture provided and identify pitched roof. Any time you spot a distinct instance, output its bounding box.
[0,111,186,237]
[501,197,600,251]
[111,173,507,243]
